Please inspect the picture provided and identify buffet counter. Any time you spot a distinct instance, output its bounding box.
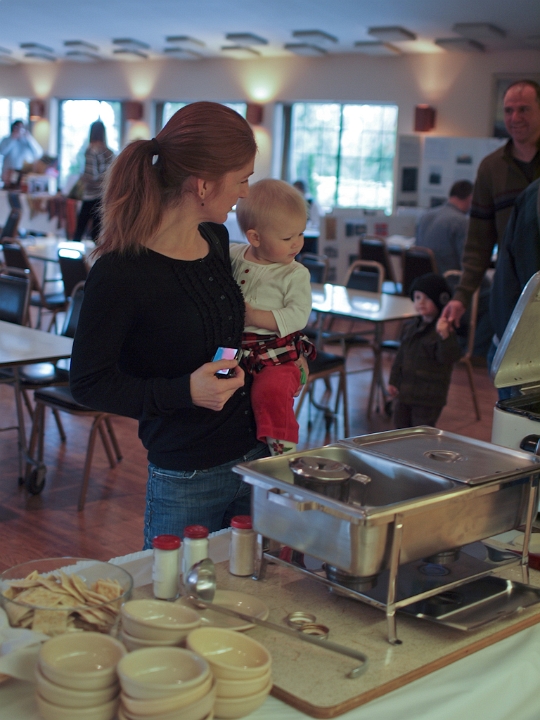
[1,531,540,719]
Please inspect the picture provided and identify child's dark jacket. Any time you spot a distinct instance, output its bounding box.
[389,317,462,408]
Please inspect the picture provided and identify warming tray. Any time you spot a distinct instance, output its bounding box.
[340,427,540,485]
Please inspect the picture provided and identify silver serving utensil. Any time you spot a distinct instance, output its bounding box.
[184,559,368,679]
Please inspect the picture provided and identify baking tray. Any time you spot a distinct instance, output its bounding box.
[340,427,540,485]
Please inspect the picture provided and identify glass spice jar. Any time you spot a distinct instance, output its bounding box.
[152,534,181,600]
[229,515,256,576]
[182,525,210,579]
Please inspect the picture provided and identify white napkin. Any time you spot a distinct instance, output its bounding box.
[0,609,46,682]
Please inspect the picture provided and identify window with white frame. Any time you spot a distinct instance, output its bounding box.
[157,102,247,131]
[0,98,29,139]
[286,102,398,213]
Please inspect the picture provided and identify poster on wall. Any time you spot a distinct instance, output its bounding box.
[418,136,506,209]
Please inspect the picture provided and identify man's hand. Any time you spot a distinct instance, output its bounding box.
[441,299,466,328]
[387,384,399,398]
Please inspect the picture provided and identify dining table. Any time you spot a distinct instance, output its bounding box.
[310,283,417,417]
[0,319,73,488]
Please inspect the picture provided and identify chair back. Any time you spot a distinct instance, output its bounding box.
[358,235,397,286]
[1,239,41,292]
[344,260,384,293]
[0,209,21,241]
[61,281,85,338]
[0,270,31,324]
[58,248,89,298]
[402,246,438,297]
[65,199,78,241]
[298,253,329,284]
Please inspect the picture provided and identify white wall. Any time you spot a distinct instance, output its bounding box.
[0,49,538,179]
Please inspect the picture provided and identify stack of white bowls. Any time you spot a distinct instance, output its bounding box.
[187,627,272,719]
[35,631,126,720]
[117,646,216,720]
[120,598,201,651]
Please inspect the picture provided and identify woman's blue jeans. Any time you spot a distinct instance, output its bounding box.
[143,443,269,549]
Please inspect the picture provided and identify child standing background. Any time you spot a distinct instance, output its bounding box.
[388,273,461,428]
[233,179,315,456]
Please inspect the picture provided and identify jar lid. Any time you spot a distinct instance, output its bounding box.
[184,524,209,539]
[231,515,253,529]
[152,534,181,550]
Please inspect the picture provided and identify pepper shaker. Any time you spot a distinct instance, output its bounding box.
[152,534,181,600]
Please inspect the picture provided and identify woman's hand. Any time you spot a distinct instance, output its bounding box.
[387,384,399,398]
[190,360,245,411]
[294,355,309,397]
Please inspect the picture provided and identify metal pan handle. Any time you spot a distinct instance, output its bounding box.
[266,489,362,523]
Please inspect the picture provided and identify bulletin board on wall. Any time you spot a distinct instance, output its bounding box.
[492,73,540,138]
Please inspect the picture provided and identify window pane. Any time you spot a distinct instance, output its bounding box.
[162,102,246,127]
[0,98,29,139]
[59,100,121,191]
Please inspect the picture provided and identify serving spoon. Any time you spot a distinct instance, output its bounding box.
[184,559,368,679]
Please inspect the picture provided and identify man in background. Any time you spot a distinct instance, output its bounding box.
[0,119,43,187]
[415,180,473,276]
[442,80,540,331]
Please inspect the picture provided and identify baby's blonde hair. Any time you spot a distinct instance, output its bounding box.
[236,179,307,235]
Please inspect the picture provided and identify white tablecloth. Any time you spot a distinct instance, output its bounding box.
[2,532,540,720]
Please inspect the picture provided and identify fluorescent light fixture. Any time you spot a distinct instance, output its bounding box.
[368,26,417,42]
[163,47,203,59]
[354,41,401,56]
[284,43,327,56]
[453,23,506,39]
[435,37,485,52]
[64,40,99,51]
[292,30,338,44]
[113,48,148,59]
[65,50,101,62]
[225,32,268,46]
[221,45,261,58]
[112,38,150,50]
[20,42,55,53]
[165,35,205,48]
[24,52,57,62]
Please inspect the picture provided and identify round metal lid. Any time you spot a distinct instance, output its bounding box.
[288,456,355,482]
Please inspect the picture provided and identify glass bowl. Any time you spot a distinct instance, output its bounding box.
[0,557,133,636]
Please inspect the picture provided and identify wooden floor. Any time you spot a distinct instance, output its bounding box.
[0,333,498,572]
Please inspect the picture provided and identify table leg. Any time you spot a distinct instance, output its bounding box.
[12,367,27,483]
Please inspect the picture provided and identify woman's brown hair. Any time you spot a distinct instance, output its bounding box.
[97,102,257,255]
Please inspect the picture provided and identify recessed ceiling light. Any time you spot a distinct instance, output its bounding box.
[225,32,268,46]
[112,38,149,50]
[64,40,99,51]
[163,47,203,59]
[20,42,55,53]
[354,41,401,56]
[292,30,338,44]
[284,43,327,56]
[435,37,485,52]
[221,45,261,58]
[65,50,101,62]
[24,52,57,62]
[165,35,205,48]
[368,26,417,42]
[453,23,506,40]
[113,48,148,60]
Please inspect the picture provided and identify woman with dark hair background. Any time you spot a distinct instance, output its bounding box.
[70,102,271,548]
[73,120,114,242]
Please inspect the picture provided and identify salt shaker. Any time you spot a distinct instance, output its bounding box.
[152,534,181,600]
[182,525,209,579]
[229,515,256,576]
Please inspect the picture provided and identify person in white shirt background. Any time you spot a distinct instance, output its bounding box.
[0,119,43,187]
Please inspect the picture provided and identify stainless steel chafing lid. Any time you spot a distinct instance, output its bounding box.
[340,427,540,484]
[288,457,354,482]
[491,271,540,391]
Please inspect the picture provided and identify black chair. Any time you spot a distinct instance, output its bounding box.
[58,247,89,298]
[401,246,438,297]
[297,253,329,285]
[28,282,123,508]
[0,209,21,241]
[344,259,384,293]
[358,235,400,293]
[1,239,67,330]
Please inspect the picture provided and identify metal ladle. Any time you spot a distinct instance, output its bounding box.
[184,559,369,679]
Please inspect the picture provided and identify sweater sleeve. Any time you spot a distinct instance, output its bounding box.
[70,259,193,419]
[272,265,313,337]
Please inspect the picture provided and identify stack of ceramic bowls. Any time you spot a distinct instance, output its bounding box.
[36,631,126,720]
[117,646,216,720]
[187,627,272,719]
[120,598,200,651]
